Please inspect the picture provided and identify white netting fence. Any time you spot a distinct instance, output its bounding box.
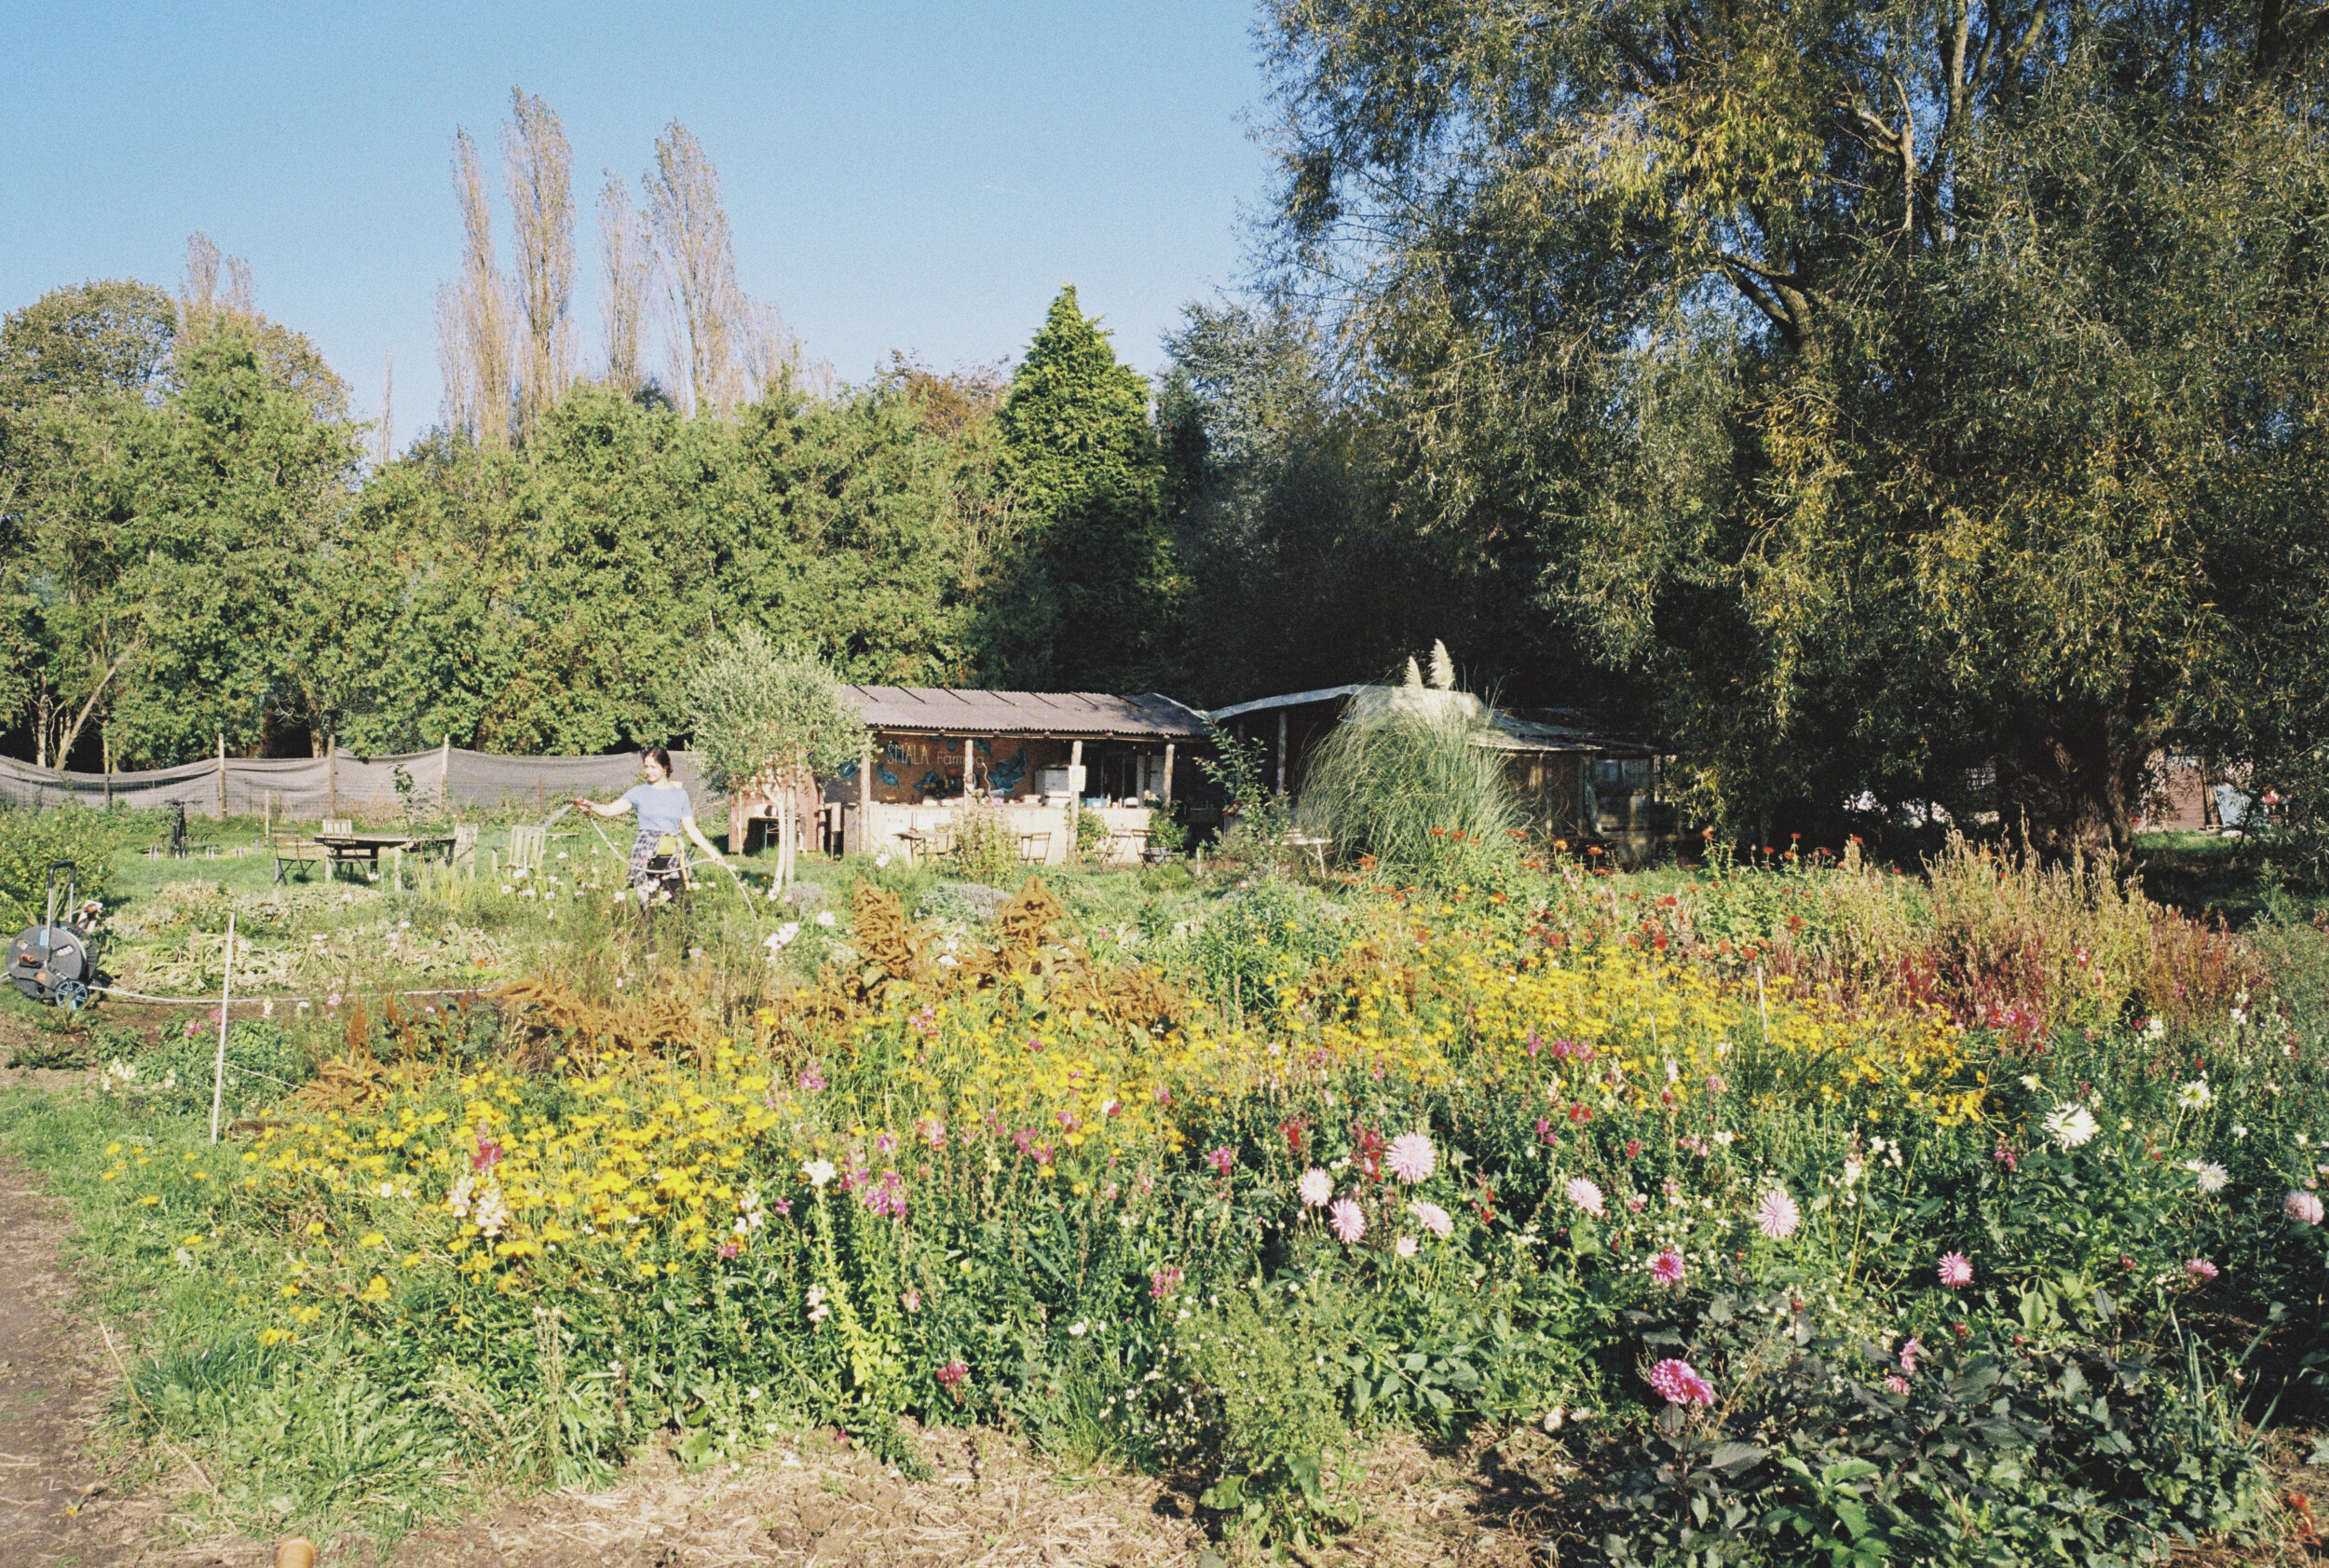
[0,747,717,820]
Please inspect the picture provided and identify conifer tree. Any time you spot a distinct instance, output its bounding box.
[995,286,1184,690]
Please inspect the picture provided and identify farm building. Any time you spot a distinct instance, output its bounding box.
[1207,682,1675,860]
[729,689,1210,867]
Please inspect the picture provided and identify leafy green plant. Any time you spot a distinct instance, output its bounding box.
[0,803,123,923]
[943,802,1020,889]
[132,1017,313,1119]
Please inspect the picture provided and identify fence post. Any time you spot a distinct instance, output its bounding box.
[327,734,338,820]
[216,732,227,820]
[1162,742,1175,807]
[440,733,452,815]
[858,736,873,854]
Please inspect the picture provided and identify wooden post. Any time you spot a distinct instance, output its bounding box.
[858,735,874,854]
[962,735,975,799]
[327,734,338,820]
[440,733,452,816]
[217,731,227,819]
[102,727,113,809]
[264,791,271,841]
[209,913,237,1144]
[1068,739,1084,861]
[1162,742,1175,806]
[1275,712,1287,796]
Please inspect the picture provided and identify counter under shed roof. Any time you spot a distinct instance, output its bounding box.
[839,688,1209,742]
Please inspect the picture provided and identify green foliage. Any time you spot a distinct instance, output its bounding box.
[1184,876,1340,1017]
[1171,1284,1360,1542]
[1295,701,1521,884]
[0,279,177,404]
[133,1018,313,1120]
[941,802,1020,890]
[1593,1283,2270,1567]
[1259,0,2329,853]
[993,286,1185,690]
[0,804,120,923]
[682,625,859,792]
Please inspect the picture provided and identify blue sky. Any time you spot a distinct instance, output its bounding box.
[0,1,1272,445]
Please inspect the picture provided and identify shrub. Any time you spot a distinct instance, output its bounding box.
[0,803,123,923]
[942,801,1020,888]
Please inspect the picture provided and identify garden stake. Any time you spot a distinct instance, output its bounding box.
[209,912,236,1144]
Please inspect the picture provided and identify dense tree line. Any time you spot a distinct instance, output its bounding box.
[11,13,2328,858]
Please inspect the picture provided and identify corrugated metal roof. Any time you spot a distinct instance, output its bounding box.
[840,688,1209,741]
[1205,683,1660,755]
[1205,684,1368,721]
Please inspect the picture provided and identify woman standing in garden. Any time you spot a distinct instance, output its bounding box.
[573,747,731,896]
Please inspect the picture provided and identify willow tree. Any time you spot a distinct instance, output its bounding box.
[1261,0,2329,853]
[685,627,860,887]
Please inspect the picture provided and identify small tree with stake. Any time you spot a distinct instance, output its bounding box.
[685,627,861,890]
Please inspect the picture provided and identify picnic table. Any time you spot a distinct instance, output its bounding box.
[313,832,454,879]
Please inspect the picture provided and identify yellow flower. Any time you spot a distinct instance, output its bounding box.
[360,1233,387,1248]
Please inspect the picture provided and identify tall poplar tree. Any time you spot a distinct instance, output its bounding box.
[994,287,1184,691]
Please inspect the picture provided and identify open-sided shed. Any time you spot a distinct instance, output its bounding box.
[730,689,1210,866]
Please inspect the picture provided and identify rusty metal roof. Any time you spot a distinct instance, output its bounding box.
[840,688,1209,741]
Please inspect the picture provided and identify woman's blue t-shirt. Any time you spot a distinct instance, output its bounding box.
[621,783,691,836]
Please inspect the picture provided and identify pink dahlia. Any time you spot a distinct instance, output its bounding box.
[1755,1188,1802,1241]
[1297,1167,1333,1207]
[1647,1358,1715,1407]
[1650,1249,1685,1285]
[1410,1200,1453,1239]
[2287,1190,2325,1226]
[1937,1251,1974,1288]
[2186,1257,2220,1281]
[1328,1197,1366,1244]
[1884,1374,1911,1396]
[1565,1177,1607,1218]
[1386,1132,1437,1184]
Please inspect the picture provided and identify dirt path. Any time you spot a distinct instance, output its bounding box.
[0,1150,169,1566]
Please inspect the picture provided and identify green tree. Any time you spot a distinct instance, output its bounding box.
[993,286,1185,691]
[1259,0,2329,853]
[0,280,175,406]
[684,626,860,886]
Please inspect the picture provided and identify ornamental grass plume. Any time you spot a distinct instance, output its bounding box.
[1329,1197,1366,1243]
[1648,1357,1715,1407]
[1755,1187,1802,1240]
[1386,1131,1437,1182]
[1297,1167,1333,1207]
[1410,1199,1452,1238]
[1565,1177,1606,1218]
[1938,1251,1974,1288]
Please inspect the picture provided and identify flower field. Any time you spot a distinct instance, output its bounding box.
[7,840,2329,1562]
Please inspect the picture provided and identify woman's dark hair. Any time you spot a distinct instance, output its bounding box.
[642,745,674,773]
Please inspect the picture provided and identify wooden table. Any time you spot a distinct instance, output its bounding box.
[313,833,452,880]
